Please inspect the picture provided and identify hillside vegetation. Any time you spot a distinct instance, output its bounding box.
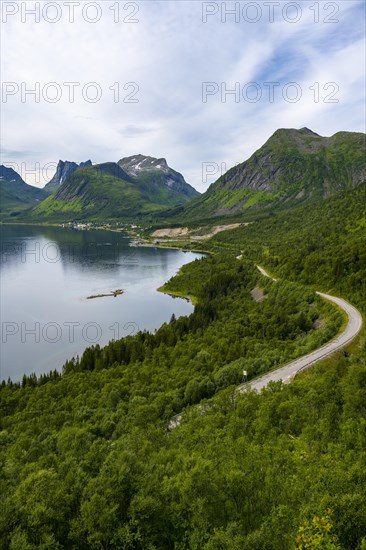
[1,146,366,547]
[0,166,47,219]
[1,180,366,547]
[210,182,366,311]
[32,164,169,221]
[169,128,366,222]
[3,156,199,222]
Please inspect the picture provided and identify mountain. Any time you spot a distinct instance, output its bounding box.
[0,165,47,218]
[44,160,92,195]
[175,128,366,221]
[32,156,200,221]
[118,155,200,202]
[32,159,199,221]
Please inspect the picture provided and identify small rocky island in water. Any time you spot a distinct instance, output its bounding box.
[86,289,124,300]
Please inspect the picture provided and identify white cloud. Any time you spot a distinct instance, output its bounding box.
[1,0,365,190]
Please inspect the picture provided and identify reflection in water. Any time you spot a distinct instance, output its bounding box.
[1,225,204,381]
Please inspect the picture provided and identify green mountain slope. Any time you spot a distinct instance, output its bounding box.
[175,128,366,221]
[0,165,47,219]
[32,163,166,221]
[32,157,200,221]
[211,181,366,310]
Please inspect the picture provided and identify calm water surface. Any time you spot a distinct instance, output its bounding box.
[0,225,204,381]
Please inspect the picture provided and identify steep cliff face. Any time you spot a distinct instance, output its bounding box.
[44,160,92,194]
[179,128,366,219]
[213,128,365,194]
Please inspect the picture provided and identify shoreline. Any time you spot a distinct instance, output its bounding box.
[1,220,211,256]
[1,224,205,383]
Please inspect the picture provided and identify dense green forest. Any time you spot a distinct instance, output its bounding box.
[209,183,366,311]
[1,184,365,548]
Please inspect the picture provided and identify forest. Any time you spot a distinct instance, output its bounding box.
[210,183,366,312]
[0,183,365,549]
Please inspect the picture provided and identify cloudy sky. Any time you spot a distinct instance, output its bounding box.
[1,0,365,191]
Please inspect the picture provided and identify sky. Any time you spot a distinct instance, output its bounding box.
[1,0,365,191]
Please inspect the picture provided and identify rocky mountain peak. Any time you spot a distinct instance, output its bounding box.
[118,155,169,176]
[44,160,92,194]
[299,127,321,136]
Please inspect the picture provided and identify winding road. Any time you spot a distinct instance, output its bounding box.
[169,265,363,428]
[237,266,363,393]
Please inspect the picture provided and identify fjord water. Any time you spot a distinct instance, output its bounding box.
[1,225,203,381]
